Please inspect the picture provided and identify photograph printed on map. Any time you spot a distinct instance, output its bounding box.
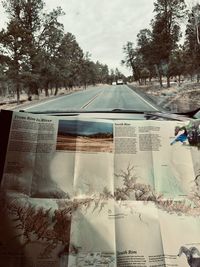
[56,119,113,153]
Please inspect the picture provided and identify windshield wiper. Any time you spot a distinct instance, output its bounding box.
[110,109,154,113]
[19,109,155,114]
[18,108,198,121]
[174,108,200,118]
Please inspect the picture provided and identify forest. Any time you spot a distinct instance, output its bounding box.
[122,0,200,88]
[0,0,126,104]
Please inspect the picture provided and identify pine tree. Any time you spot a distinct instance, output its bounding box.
[151,0,186,87]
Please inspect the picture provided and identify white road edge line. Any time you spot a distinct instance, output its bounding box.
[80,91,103,109]
[129,86,159,111]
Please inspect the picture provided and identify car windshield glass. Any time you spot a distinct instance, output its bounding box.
[0,0,198,114]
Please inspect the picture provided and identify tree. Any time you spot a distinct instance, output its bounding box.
[0,55,10,96]
[95,61,109,84]
[185,3,200,81]
[186,3,200,45]
[79,52,95,88]
[151,0,186,87]
[168,47,186,84]
[0,15,27,103]
[36,8,65,96]
[52,32,84,94]
[140,68,150,85]
[3,0,46,96]
[137,28,156,82]
[109,69,116,84]
[122,42,143,83]
[0,0,66,101]
[22,4,64,96]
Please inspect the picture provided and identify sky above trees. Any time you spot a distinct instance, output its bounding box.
[0,0,195,75]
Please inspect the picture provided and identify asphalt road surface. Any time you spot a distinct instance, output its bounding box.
[23,85,159,112]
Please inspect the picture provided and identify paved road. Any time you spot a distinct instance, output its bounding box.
[23,85,159,112]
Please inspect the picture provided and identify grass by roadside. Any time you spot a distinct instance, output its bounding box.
[128,84,166,111]
[0,86,87,111]
[131,82,200,113]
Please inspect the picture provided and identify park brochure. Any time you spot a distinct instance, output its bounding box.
[0,109,200,266]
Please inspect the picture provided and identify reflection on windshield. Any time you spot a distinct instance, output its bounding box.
[0,0,199,113]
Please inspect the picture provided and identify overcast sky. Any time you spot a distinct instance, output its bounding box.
[46,0,156,76]
[0,0,196,76]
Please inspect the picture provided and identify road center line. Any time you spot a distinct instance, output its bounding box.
[80,91,103,109]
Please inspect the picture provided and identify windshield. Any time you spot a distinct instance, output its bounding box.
[0,0,199,114]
